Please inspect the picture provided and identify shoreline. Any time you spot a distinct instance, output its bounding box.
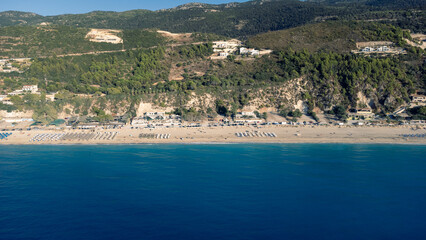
[1,125,425,145]
[1,142,426,146]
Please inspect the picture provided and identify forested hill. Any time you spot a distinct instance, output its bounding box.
[0,11,44,27]
[0,0,424,37]
[44,0,340,37]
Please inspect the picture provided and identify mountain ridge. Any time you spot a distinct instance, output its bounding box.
[1,0,423,38]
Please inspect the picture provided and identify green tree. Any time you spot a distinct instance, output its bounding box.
[289,109,302,118]
[332,105,348,121]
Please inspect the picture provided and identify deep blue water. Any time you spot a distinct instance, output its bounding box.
[1,144,426,240]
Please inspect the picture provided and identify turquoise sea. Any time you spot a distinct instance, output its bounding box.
[1,144,426,239]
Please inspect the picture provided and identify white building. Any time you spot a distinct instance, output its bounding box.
[349,108,374,118]
[212,39,241,49]
[22,85,38,93]
[241,111,256,117]
[46,94,56,102]
[77,123,99,129]
[240,47,249,54]
[361,46,391,53]
[376,46,390,52]
[212,39,242,53]
[411,94,426,103]
[235,111,258,119]
[251,50,260,56]
[234,119,263,124]
[8,90,23,96]
[131,117,149,127]
[213,41,227,49]
[1,97,13,105]
[219,52,229,57]
[240,47,260,56]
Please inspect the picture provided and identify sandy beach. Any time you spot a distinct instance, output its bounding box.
[1,125,426,145]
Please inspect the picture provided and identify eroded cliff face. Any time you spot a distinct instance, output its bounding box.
[2,69,415,121]
[139,77,311,112]
[135,71,412,115]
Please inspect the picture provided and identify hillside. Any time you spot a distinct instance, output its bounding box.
[246,21,412,53]
[0,26,165,58]
[0,1,424,124]
[1,36,422,119]
[44,0,338,37]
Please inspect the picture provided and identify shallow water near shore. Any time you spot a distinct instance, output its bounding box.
[1,144,426,239]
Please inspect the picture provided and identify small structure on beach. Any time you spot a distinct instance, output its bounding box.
[132,112,181,128]
[144,112,166,120]
[234,111,263,124]
[349,108,374,118]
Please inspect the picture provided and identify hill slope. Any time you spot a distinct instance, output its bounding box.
[0,26,164,58]
[246,21,411,53]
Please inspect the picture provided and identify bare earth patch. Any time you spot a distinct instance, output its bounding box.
[157,30,193,44]
[86,29,123,44]
[136,102,174,117]
[168,59,210,81]
[405,33,426,50]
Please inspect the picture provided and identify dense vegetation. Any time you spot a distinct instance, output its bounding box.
[42,0,345,37]
[26,48,168,95]
[407,106,426,120]
[122,29,166,49]
[344,10,425,33]
[192,49,423,113]
[247,21,413,53]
